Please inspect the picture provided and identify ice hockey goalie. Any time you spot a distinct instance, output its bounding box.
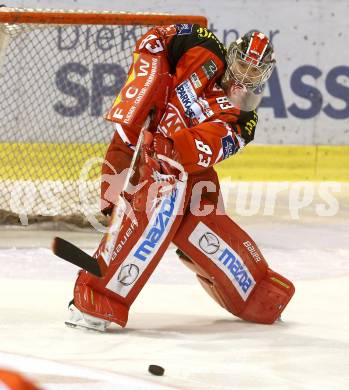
[66,24,295,331]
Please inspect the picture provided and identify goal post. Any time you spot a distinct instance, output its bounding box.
[0,8,207,26]
[0,7,207,226]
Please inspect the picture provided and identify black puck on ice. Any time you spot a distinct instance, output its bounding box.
[148,364,165,376]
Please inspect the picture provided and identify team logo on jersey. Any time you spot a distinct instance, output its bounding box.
[176,80,197,112]
[117,264,140,286]
[158,103,186,134]
[190,72,202,89]
[199,232,220,254]
[221,135,237,159]
[176,24,193,35]
[202,59,217,80]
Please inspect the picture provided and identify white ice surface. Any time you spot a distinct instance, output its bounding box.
[0,210,348,389]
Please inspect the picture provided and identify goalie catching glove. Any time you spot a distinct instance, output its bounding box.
[133,131,180,212]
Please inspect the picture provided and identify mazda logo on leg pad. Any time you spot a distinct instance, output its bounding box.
[117,264,140,286]
[199,232,220,254]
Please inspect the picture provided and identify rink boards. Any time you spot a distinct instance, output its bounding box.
[1,143,348,181]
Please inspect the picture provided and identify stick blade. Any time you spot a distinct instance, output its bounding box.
[52,236,102,277]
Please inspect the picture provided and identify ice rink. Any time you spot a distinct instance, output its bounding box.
[0,183,348,389]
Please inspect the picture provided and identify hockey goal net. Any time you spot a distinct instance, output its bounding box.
[0,7,207,226]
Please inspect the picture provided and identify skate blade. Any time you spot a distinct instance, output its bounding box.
[64,320,107,333]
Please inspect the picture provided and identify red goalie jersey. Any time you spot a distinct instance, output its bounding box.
[105,24,258,174]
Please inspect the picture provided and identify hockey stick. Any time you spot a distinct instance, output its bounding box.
[52,115,151,276]
[52,237,102,277]
[97,115,151,268]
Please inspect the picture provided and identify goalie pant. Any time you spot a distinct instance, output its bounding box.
[73,168,295,327]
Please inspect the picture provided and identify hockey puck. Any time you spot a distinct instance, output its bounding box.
[148,364,165,376]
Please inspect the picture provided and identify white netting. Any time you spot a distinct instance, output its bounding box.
[0,8,202,226]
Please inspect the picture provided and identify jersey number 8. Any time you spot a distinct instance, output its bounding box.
[216,96,234,110]
[195,139,212,168]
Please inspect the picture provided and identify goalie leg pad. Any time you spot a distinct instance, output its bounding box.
[177,249,230,310]
[74,173,189,327]
[73,269,129,327]
[239,268,295,324]
[100,131,134,216]
[173,201,295,324]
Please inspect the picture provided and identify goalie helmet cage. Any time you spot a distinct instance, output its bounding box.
[0,8,207,227]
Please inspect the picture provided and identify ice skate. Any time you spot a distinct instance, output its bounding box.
[65,301,110,332]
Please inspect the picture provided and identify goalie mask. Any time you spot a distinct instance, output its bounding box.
[222,31,276,91]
